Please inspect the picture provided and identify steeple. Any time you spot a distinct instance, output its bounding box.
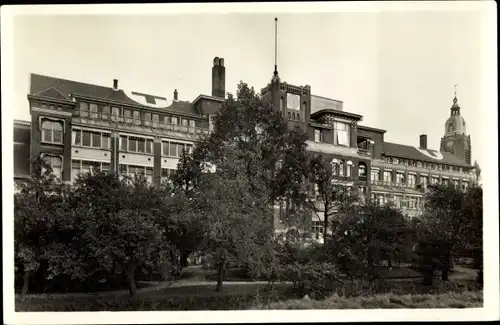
[451,84,460,115]
[272,17,280,81]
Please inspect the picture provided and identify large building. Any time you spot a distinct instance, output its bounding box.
[13,56,477,239]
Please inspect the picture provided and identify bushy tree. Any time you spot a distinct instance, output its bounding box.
[191,149,275,291]
[71,172,176,297]
[327,202,412,283]
[415,183,483,284]
[14,157,69,296]
[173,82,310,230]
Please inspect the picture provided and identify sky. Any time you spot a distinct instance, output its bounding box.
[9,7,491,165]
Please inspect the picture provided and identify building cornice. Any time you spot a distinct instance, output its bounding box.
[27,94,76,106]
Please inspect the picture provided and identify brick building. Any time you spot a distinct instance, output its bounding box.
[12,56,477,239]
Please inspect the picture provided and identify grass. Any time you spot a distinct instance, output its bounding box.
[16,279,482,311]
[254,291,483,309]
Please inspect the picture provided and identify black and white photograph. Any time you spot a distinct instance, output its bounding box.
[2,2,498,324]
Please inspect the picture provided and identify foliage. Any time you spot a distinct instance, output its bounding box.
[413,184,483,283]
[307,154,357,241]
[327,202,414,282]
[191,156,275,291]
[172,82,310,232]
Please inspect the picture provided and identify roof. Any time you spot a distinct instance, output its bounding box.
[358,125,387,134]
[29,73,199,116]
[310,108,363,121]
[382,142,471,167]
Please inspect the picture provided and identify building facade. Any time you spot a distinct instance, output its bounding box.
[13,56,477,239]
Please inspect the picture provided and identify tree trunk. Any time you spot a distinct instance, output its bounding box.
[21,270,30,298]
[423,268,434,285]
[180,252,189,268]
[323,208,328,243]
[126,265,138,297]
[441,268,449,281]
[215,259,225,292]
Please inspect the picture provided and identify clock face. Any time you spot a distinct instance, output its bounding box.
[287,93,300,111]
[446,140,454,149]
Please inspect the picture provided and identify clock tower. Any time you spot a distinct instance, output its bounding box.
[440,91,471,165]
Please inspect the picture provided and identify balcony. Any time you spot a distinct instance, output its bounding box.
[371,180,419,190]
[357,148,371,157]
[74,110,210,136]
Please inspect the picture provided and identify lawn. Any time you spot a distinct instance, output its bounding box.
[254,291,483,309]
[15,263,481,311]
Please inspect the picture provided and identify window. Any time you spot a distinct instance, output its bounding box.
[41,120,64,144]
[371,169,379,182]
[448,123,453,132]
[120,135,127,150]
[420,176,428,188]
[339,161,345,176]
[358,163,367,177]
[128,137,137,152]
[346,160,353,177]
[90,103,98,118]
[333,121,350,146]
[288,112,291,119]
[152,114,159,127]
[73,129,111,149]
[396,172,405,184]
[124,109,133,124]
[79,102,89,117]
[161,168,177,184]
[462,181,469,190]
[81,130,91,146]
[102,134,110,149]
[145,167,153,184]
[43,155,62,180]
[91,132,101,148]
[408,174,416,187]
[101,105,110,120]
[431,176,439,184]
[137,138,145,153]
[171,117,178,125]
[146,139,153,154]
[111,107,121,122]
[133,111,140,125]
[383,171,392,182]
[331,159,340,175]
[71,160,111,181]
[169,142,178,157]
[311,221,324,240]
[162,142,169,156]
[314,129,322,142]
[144,112,152,126]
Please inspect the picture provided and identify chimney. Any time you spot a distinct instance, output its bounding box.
[211,57,226,98]
[113,79,119,90]
[419,134,427,149]
[174,89,178,101]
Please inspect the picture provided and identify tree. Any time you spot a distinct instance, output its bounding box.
[327,202,412,284]
[14,157,68,296]
[416,183,483,284]
[191,151,274,291]
[307,154,354,242]
[71,172,175,297]
[173,82,310,232]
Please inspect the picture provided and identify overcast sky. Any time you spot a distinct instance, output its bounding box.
[10,6,491,164]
